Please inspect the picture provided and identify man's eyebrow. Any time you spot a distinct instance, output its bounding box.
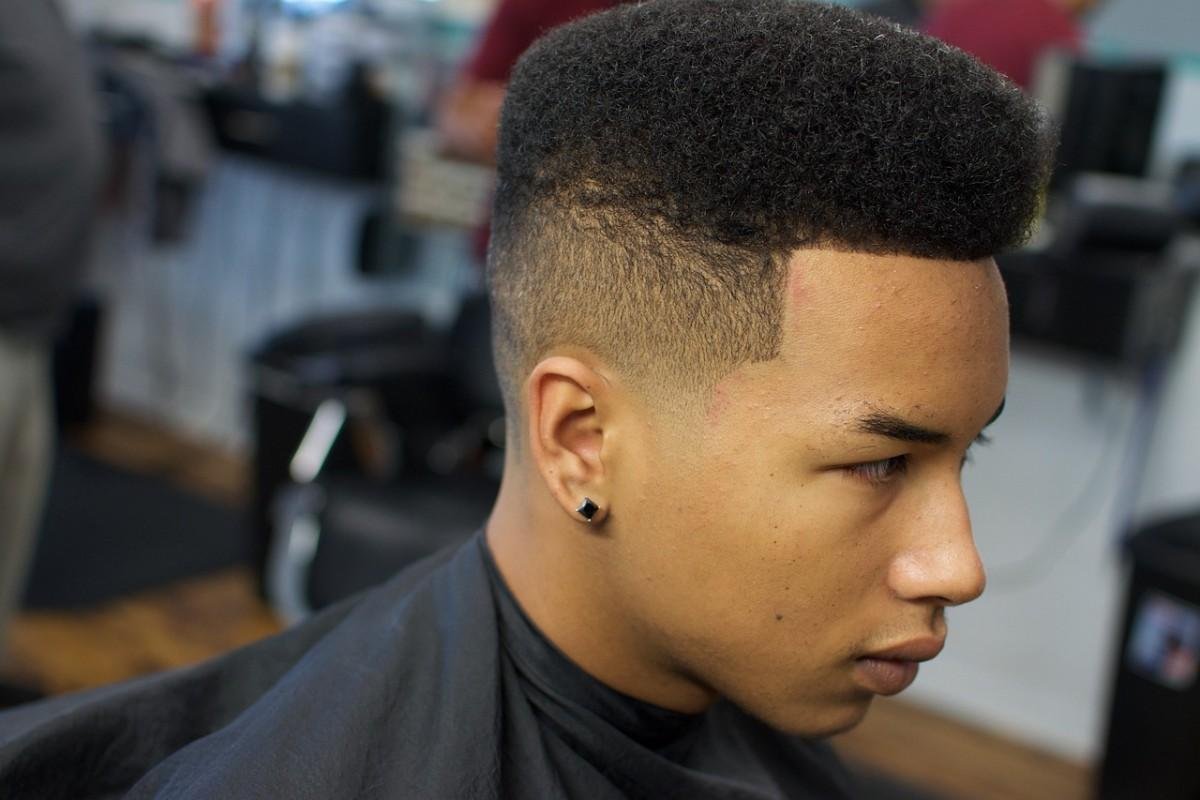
[855,412,950,445]
[853,398,1006,445]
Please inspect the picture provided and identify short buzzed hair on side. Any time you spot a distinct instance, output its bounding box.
[487,0,1054,422]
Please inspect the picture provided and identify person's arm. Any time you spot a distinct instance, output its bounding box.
[435,0,538,166]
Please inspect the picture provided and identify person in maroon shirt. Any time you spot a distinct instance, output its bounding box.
[437,0,631,262]
[923,0,1098,89]
[436,0,633,262]
[438,0,629,166]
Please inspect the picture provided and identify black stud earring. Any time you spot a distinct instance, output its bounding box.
[576,497,599,522]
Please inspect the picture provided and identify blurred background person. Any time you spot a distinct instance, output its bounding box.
[922,0,1102,89]
[0,0,104,694]
[437,0,630,166]
[436,0,632,264]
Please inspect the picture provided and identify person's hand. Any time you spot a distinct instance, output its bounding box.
[435,79,507,166]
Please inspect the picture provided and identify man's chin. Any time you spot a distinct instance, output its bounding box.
[760,694,874,738]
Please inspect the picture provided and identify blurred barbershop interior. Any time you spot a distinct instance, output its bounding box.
[1,0,1199,797]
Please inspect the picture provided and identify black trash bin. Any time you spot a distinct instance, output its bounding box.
[1098,511,1200,800]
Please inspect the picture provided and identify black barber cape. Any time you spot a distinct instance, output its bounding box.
[0,533,852,799]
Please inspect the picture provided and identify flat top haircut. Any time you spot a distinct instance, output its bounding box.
[488,0,1055,418]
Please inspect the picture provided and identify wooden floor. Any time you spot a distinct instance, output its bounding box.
[3,567,278,696]
[836,697,1092,799]
[1,410,1094,799]
[1,411,274,694]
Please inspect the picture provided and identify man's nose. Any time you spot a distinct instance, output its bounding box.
[888,477,987,607]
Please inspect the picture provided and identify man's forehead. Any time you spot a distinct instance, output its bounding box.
[701,251,1009,430]
[780,251,1006,353]
[784,249,1001,305]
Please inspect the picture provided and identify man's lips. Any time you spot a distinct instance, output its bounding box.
[862,637,946,664]
[852,637,945,696]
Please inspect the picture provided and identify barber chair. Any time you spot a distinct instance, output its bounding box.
[253,294,503,621]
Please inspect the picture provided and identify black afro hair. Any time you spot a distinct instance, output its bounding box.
[494,0,1055,261]
[486,0,1056,420]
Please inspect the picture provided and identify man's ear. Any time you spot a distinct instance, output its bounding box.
[525,355,610,525]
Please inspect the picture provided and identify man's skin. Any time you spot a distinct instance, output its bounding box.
[487,249,1008,737]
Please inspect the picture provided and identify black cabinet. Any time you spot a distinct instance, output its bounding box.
[204,86,390,181]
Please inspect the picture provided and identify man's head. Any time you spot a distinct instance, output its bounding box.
[485,0,1054,736]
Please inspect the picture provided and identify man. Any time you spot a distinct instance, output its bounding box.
[923,0,1099,89]
[0,1,1054,797]
[0,2,104,680]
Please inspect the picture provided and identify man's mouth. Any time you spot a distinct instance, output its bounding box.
[852,637,945,696]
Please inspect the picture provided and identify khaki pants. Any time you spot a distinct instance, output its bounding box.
[0,334,52,657]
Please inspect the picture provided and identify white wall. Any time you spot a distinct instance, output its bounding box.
[1135,251,1200,519]
[1087,0,1200,60]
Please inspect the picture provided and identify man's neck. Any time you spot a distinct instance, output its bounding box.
[484,474,718,714]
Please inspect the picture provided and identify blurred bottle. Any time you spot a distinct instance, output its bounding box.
[194,0,221,58]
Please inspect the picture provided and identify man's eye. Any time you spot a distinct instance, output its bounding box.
[845,455,909,485]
